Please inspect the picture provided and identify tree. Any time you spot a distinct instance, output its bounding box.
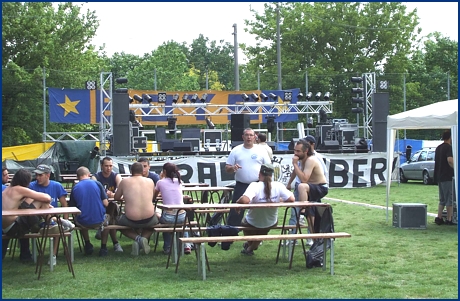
[242,2,420,122]
[2,2,107,146]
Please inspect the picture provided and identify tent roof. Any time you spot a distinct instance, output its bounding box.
[387,99,457,129]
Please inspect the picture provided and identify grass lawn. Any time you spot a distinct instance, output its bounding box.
[2,182,458,299]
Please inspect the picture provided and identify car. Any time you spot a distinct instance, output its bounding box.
[399,147,436,185]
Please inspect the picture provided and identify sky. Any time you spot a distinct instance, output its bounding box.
[78,2,458,59]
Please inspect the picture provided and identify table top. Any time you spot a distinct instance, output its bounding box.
[2,207,81,216]
[182,186,233,192]
[182,183,210,187]
[157,201,330,210]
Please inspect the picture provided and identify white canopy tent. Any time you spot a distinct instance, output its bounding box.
[386,99,458,220]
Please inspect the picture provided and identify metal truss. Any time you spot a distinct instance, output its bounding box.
[129,101,334,117]
[99,72,113,156]
[43,132,100,141]
[363,72,376,139]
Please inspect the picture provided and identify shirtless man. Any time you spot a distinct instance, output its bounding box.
[114,162,159,256]
[2,169,52,259]
[293,140,328,233]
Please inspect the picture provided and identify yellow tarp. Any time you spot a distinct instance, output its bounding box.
[2,142,54,161]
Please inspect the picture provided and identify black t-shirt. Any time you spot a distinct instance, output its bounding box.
[434,142,454,182]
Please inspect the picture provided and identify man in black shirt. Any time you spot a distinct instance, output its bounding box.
[434,130,454,225]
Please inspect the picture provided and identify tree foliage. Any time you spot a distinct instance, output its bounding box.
[2,2,107,146]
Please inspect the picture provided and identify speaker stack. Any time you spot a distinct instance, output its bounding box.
[372,92,389,152]
[112,93,131,156]
[231,114,250,144]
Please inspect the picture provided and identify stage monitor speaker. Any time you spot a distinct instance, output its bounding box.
[161,141,176,152]
[173,142,192,152]
[393,203,427,229]
[112,123,131,156]
[288,138,300,150]
[132,136,147,149]
[231,114,250,142]
[322,140,340,150]
[112,93,130,125]
[181,128,201,139]
[182,138,200,152]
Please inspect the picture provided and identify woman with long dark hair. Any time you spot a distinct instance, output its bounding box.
[237,164,295,255]
[153,163,192,255]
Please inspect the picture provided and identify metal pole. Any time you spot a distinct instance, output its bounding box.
[257,70,260,90]
[154,68,157,91]
[232,23,239,91]
[206,70,209,90]
[447,72,450,100]
[305,70,308,95]
[276,3,282,90]
[403,73,406,140]
[42,67,46,143]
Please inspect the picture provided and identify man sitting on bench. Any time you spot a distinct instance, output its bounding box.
[236,164,295,255]
[2,169,52,260]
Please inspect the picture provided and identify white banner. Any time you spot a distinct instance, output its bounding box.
[110,152,399,188]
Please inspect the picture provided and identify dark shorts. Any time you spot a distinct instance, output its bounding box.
[305,184,328,216]
[117,214,159,228]
[241,217,276,236]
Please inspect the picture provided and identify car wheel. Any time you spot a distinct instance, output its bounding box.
[423,170,432,185]
[400,169,408,183]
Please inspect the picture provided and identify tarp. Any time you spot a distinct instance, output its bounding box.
[386,99,458,220]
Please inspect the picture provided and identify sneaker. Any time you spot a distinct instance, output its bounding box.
[307,238,314,246]
[99,248,108,257]
[60,219,75,232]
[241,248,254,256]
[184,247,191,255]
[299,216,306,226]
[139,237,150,255]
[113,243,123,252]
[131,241,139,256]
[39,220,60,235]
[434,217,444,225]
[445,220,456,225]
[84,242,94,255]
[163,248,170,255]
[47,255,57,266]
[95,214,110,240]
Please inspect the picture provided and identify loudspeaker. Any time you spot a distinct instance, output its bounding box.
[372,93,389,152]
[315,125,333,146]
[173,142,192,152]
[161,141,176,152]
[393,203,427,229]
[288,138,300,150]
[322,140,340,150]
[231,114,250,142]
[112,123,131,156]
[112,93,130,125]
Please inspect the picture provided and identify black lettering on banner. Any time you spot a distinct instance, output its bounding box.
[197,162,218,187]
[220,161,235,182]
[352,159,367,188]
[329,159,348,188]
[177,164,193,183]
[370,158,386,186]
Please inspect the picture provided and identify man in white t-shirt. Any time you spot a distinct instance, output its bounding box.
[225,128,271,226]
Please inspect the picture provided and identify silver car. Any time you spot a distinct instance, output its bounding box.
[399,147,436,185]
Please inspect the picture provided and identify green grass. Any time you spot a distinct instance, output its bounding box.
[2,183,458,299]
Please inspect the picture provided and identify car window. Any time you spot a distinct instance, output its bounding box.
[427,151,435,161]
[411,151,421,162]
[418,151,427,161]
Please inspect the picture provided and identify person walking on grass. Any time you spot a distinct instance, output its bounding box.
[434,129,455,225]
[114,162,159,256]
[69,166,111,257]
[225,128,271,226]
[237,163,294,255]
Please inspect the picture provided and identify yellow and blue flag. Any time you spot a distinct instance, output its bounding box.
[49,88,102,124]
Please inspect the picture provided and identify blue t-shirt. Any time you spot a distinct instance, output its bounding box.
[29,180,67,208]
[147,171,160,185]
[93,171,118,193]
[69,179,107,226]
[2,184,7,192]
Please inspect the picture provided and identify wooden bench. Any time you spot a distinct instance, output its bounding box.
[179,232,351,280]
[2,231,75,272]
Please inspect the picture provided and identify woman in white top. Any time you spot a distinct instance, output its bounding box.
[237,163,295,255]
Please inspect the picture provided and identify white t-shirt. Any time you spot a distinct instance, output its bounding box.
[258,142,273,161]
[243,181,294,228]
[226,144,271,184]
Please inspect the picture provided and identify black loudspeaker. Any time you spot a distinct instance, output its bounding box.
[231,114,250,142]
[173,142,192,151]
[322,140,340,150]
[372,93,389,152]
[161,141,176,152]
[112,93,130,125]
[288,138,300,150]
[393,203,427,229]
[316,125,333,146]
[112,123,131,156]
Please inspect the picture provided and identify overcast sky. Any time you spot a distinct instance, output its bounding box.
[78,2,458,59]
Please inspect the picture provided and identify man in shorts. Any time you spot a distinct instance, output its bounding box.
[434,130,454,225]
[114,162,159,256]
